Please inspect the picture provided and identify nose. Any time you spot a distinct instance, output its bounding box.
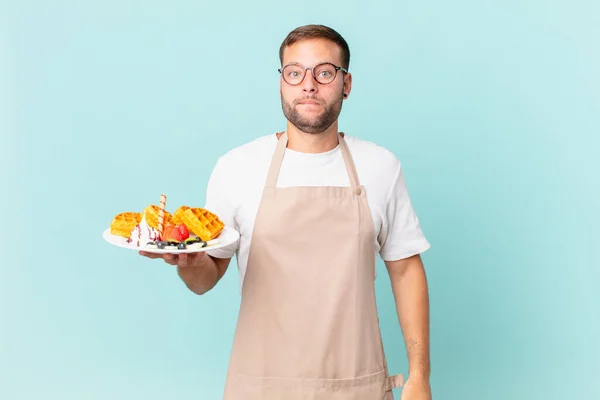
[301,68,318,94]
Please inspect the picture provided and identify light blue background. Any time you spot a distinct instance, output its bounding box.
[2,1,599,399]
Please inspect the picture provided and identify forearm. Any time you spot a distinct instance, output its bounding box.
[387,255,431,379]
[177,255,222,295]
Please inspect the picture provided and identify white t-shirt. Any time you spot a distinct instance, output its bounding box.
[205,133,431,292]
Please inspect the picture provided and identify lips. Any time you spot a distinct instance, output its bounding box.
[295,96,321,104]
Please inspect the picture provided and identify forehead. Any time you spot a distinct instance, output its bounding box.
[282,38,343,66]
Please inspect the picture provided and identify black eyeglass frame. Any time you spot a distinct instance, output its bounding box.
[278,62,349,85]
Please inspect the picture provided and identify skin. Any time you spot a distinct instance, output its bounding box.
[386,255,432,400]
[139,37,431,400]
[279,38,352,153]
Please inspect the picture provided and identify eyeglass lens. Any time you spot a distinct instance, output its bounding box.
[281,63,338,85]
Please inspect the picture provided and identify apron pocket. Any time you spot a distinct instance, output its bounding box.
[233,369,394,400]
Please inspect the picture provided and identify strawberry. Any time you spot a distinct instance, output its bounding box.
[177,223,190,241]
[161,223,177,241]
[175,224,190,242]
[162,222,189,242]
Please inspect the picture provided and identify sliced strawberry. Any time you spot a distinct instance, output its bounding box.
[161,223,177,242]
[162,223,189,242]
[177,224,190,241]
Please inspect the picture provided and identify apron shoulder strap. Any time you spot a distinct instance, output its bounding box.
[338,132,361,188]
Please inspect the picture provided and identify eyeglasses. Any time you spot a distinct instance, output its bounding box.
[278,62,348,85]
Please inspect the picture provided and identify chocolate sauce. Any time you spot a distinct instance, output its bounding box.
[126,223,160,246]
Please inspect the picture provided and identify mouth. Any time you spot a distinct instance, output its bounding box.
[295,97,321,105]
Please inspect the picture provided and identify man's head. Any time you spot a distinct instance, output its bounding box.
[278,25,352,134]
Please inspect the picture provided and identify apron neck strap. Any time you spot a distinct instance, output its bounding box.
[265,132,360,188]
[337,133,361,188]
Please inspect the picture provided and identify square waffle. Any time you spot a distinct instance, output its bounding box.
[181,207,224,241]
[142,204,172,230]
[171,205,190,225]
[110,212,142,238]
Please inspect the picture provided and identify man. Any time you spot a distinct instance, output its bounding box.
[141,24,432,400]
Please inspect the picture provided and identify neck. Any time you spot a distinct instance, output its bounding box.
[283,121,340,153]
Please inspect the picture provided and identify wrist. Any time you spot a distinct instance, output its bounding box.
[176,257,218,295]
[408,370,430,381]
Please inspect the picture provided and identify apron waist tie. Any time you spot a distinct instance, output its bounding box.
[384,373,405,391]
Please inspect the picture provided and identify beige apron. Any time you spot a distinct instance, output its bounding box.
[223,132,404,399]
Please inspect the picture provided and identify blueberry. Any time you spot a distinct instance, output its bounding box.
[157,241,166,249]
[177,242,187,250]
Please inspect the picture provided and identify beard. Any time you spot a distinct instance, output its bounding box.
[281,92,344,134]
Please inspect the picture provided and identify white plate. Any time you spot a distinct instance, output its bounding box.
[102,226,239,254]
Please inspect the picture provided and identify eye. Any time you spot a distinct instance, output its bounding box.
[284,66,304,78]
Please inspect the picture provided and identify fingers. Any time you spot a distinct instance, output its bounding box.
[139,251,164,259]
[139,250,206,267]
[139,251,178,265]
[163,253,179,266]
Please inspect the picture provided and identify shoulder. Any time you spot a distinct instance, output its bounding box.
[344,134,402,177]
[210,133,277,179]
[343,134,406,209]
[218,134,277,165]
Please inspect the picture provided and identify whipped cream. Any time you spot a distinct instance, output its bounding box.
[126,213,161,247]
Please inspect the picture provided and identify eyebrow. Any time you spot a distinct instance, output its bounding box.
[284,61,332,67]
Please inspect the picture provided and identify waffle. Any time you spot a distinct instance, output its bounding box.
[181,207,224,241]
[142,204,172,230]
[171,205,190,225]
[110,212,142,238]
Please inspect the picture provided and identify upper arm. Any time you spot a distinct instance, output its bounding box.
[204,156,240,261]
[379,159,431,262]
[384,253,424,280]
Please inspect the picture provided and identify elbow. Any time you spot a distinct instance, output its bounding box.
[184,280,214,296]
[187,283,210,296]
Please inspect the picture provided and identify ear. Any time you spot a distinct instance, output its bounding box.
[343,72,352,99]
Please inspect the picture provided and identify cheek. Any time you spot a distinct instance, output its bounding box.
[321,87,343,103]
[281,86,299,103]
